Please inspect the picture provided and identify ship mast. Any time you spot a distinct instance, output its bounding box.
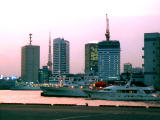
[47,32,52,72]
[105,14,110,41]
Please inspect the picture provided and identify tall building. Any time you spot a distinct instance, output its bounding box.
[85,42,98,75]
[123,63,132,73]
[98,41,120,81]
[53,38,69,76]
[21,34,40,83]
[143,32,160,89]
[98,14,120,81]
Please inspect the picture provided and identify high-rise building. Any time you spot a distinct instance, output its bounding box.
[98,14,120,81]
[53,38,69,76]
[143,32,160,89]
[21,34,40,83]
[98,41,120,81]
[85,42,98,75]
[123,63,132,73]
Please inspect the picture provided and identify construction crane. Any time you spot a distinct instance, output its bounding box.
[105,14,110,41]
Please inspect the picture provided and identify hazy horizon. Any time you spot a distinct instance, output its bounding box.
[0,0,160,77]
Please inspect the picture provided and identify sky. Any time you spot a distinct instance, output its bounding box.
[0,0,160,77]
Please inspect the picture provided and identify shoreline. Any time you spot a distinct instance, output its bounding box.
[1,102,160,108]
[1,90,160,108]
[1,103,160,120]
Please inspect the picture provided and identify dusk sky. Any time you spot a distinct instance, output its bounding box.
[0,0,160,77]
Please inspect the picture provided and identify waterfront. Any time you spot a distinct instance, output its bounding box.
[1,104,160,120]
[1,90,160,120]
[0,90,160,107]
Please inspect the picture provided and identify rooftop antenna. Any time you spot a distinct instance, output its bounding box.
[29,33,32,45]
[47,32,53,72]
[105,14,110,41]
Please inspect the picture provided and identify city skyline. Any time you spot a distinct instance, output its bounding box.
[0,0,160,77]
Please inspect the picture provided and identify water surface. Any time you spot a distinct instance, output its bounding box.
[0,90,160,107]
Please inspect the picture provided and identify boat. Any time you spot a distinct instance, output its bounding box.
[10,85,40,90]
[10,82,40,90]
[83,76,160,101]
[40,80,89,97]
[40,85,88,97]
[0,80,16,90]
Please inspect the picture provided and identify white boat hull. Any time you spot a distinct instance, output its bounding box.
[84,90,160,101]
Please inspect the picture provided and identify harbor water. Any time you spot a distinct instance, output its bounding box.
[0,90,160,107]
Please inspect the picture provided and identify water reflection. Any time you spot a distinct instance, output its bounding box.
[0,90,160,107]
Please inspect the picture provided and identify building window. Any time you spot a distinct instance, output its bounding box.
[153,51,155,54]
[153,42,155,46]
[153,68,155,71]
[153,76,155,80]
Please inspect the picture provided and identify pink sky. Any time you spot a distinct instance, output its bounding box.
[0,0,160,77]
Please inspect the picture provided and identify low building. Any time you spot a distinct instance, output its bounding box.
[38,66,52,83]
[123,63,132,73]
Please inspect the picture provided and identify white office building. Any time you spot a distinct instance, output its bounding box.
[53,38,69,76]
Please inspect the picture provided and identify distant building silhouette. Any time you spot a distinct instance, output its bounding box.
[143,32,160,89]
[21,34,40,83]
[53,38,69,76]
[38,66,52,83]
[132,67,143,73]
[85,42,98,76]
[123,63,132,73]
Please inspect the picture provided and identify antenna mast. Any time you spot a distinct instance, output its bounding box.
[105,14,110,41]
[47,32,52,72]
[29,33,32,45]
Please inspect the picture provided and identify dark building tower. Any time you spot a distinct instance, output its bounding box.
[98,41,120,81]
[38,66,50,83]
[21,34,40,83]
[143,33,160,90]
[98,14,120,81]
[85,42,98,75]
[53,38,69,76]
